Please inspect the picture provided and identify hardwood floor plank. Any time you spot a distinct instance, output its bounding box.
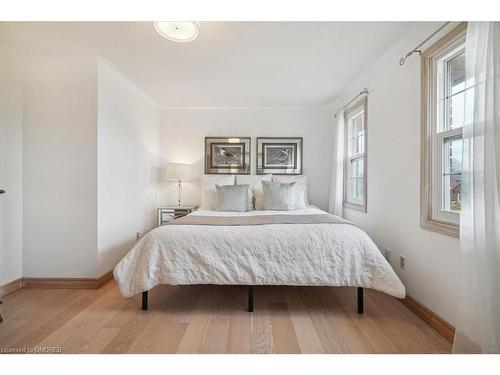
[368,290,451,353]
[101,310,151,353]
[363,292,424,353]
[54,284,128,353]
[200,316,231,353]
[0,289,76,344]
[385,293,451,350]
[317,288,375,353]
[166,285,204,324]
[1,288,42,311]
[151,322,188,353]
[10,289,100,350]
[226,288,251,354]
[79,328,121,353]
[198,287,235,354]
[250,287,275,354]
[269,302,300,354]
[300,288,350,353]
[332,287,399,354]
[103,295,143,329]
[126,286,181,353]
[0,282,452,354]
[284,288,325,354]
[0,289,88,348]
[175,287,216,353]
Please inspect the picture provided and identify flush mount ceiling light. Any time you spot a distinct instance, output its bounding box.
[154,21,199,42]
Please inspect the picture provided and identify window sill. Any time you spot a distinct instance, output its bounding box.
[343,201,367,213]
[420,217,459,238]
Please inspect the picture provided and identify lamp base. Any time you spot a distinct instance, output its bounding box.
[177,179,182,207]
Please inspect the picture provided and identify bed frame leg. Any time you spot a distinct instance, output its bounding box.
[357,287,364,314]
[142,290,148,311]
[248,286,253,312]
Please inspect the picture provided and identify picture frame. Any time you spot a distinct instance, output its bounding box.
[205,137,251,174]
[256,137,303,175]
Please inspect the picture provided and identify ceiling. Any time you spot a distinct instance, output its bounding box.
[0,22,410,107]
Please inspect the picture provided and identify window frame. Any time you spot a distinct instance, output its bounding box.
[421,22,467,237]
[343,96,368,212]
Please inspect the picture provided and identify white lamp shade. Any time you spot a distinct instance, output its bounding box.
[167,163,191,181]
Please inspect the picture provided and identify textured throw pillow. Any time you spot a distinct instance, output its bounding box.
[262,181,297,211]
[215,184,249,212]
[272,175,309,209]
[235,174,272,210]
[200,175,235,210]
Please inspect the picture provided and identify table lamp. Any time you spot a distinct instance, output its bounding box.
[167,163,191,207]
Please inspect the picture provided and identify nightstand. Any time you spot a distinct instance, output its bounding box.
[157,206,198,226]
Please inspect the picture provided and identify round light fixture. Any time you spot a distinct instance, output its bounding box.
[154,21,199,43]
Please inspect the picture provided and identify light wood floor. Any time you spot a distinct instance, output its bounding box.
[0,281,451,354]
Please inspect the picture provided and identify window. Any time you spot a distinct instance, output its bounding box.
[344,97,367,212]
[421,23,468,237]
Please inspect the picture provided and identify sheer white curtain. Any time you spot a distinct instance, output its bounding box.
[453,22,500,354]
[329,110,344,217]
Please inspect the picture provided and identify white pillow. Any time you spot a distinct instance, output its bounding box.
[262,181,297,211]
[200,175,235,210]
[215,184,249,212]
[235,174,272,210]
[272,175,309,209]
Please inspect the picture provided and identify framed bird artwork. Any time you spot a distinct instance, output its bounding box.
[205,137,251,174]
[256,137,302,175]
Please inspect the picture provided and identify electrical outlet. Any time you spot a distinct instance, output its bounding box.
[400,255,406,270]
[384,248,391,262]
[136,232,141,240]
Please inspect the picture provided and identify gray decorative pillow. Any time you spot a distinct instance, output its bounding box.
[261,181,297,211]
[215,184,249,212]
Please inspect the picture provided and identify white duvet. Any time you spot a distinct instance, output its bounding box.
[114,207,405,298]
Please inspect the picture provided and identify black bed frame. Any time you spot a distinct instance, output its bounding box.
[141,286,364,314]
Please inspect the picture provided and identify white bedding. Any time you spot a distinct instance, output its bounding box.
[113,207,405,298]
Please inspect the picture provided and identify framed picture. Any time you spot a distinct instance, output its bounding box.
[256,137,302,175]
[205,137,251,174]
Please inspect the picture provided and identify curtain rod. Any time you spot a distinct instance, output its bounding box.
[399,22,450,66]
[343,88,369,109]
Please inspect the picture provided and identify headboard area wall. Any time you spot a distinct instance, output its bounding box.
[158,107,334,210]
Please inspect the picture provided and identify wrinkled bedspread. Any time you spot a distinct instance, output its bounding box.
[113,207,406,298]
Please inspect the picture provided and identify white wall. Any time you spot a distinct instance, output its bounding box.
[21,57,161,279]
[23,56,98,278]
[158,107,334,210]
[331,23,461,325]
[0,48,23,285]
[97,61,159,275]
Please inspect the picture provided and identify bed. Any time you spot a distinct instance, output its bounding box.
[113,206,406,313]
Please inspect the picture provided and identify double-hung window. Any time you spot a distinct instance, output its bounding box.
[421,23,468,237]
[343,97,367,212]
